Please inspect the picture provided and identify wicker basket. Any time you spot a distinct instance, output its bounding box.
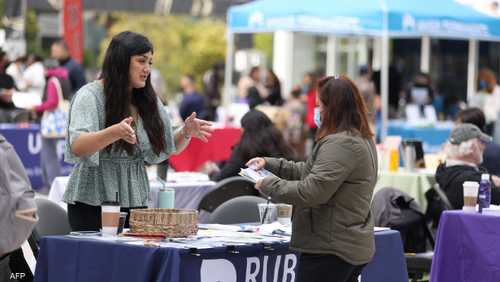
[129,208,198,237]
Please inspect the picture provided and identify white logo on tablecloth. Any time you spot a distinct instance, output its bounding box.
[28,133,41,154]
[201,259,237,282]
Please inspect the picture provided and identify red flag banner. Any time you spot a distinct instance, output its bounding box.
[63,0,83,63]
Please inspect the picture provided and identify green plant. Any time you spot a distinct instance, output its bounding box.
[99,14,226,100]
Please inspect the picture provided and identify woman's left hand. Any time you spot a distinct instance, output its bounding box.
[183,112,213,142]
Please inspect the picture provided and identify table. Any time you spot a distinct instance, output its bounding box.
[375,170,435,211]
[169,127,241,171]
[49,176,217,211]
[387,120,453,153]
[33,230,407,282]
[430,211,500,282]
[0,123,72,189]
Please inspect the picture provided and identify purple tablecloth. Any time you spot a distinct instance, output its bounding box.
[430,210,500,282]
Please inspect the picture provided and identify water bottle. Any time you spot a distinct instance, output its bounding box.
[478,173,491,213]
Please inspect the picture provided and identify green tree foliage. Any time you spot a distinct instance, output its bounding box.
[100,13,226,99]
[254,33,273,68]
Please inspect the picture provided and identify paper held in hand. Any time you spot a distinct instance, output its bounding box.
[239,167,275,183]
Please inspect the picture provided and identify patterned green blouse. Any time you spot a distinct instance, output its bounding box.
[63,81,177,208]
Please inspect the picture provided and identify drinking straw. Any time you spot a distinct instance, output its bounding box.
[261,197,271,224]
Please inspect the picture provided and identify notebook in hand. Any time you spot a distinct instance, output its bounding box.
[239,167,275,183]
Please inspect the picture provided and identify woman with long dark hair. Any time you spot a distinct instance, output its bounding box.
[211,110,292,181]
[63,31,212,231]
[248,75,377,282]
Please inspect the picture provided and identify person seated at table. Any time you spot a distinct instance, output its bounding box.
[456,107,500,176]
[248,75,377,282]
[435,123,500,209]
[209,110,293,181]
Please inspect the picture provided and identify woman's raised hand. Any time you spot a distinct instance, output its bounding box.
[246,157,266,170]
[183,112,213,142]
[113,117,136,144]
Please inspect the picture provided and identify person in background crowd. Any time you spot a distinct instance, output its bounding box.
[248,75,377,282]
[355,65,376,124]
[23,54,46,98]
[303,71,319,143]
[456,108,500,176]
[373,64,402,118]
[0,50,19,123]
[435,123,500,209]
[6,56,27,91]
[63,31,212,231]
[210,110,293,181]
[202,61,224,121]
[247,66,268,109]
[51,40,87,95]
[0,134,38,282]
[265,69,283,106]
[405,72,435,106]
[30,64,70,191]
[470,68,500,135]
[283,85,307,159]
[179,74,205,120]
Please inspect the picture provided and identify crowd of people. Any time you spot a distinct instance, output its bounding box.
[3,29,500,281]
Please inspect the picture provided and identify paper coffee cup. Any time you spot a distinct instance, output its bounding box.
[462,181,479,212]
[102,203,120,236]
[277,204,292,226]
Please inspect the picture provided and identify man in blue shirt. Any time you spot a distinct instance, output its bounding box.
[51,40,86,95]
[179,75,205,120]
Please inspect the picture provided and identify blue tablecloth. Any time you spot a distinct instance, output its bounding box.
[0,123,72,189]
[386,121,453,153]
[430,211,500,282]
[33,230,407,282]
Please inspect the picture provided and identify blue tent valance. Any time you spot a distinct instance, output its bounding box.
[228,0,500,41]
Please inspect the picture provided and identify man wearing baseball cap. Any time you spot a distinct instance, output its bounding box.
[435,123,500,210]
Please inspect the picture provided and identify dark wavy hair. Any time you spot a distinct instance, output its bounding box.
[238,110,292,161]
[316,75,374,140]
[100,31,165,155]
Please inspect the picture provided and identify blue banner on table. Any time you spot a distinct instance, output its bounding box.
[0,124,72,189]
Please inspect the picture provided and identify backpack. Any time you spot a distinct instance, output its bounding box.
[371,187,432,253]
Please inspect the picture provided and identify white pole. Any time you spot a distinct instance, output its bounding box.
[273,31,294,99]
[381,34,389,141]
[420,36,430,73]
[347,37,356,78]
[223,31,234,107]
[326,36,337,76]
[467,39,478,104]
[380,0,390,142]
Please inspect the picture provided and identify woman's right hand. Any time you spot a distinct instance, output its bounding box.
[113,117,136,144]
[246,157,266,170]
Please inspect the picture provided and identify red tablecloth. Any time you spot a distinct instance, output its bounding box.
[169,127,242,171]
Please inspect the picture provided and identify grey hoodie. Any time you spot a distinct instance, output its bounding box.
[0,134,38,257]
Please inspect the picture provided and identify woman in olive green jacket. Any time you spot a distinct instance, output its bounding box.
[248,75,378,282]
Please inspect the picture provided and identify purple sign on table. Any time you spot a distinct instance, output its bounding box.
[0,123,72,189]
[431,210,500,282]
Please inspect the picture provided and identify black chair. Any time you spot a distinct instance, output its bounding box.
[208,196,267,224]
[198,176,259,213]
[35,198,71,237]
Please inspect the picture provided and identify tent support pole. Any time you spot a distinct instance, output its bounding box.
[420,36,430,73]
[467,39,478,104]
[223,31,234,108]
[381,34,389,141]
[326,36,337,76]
